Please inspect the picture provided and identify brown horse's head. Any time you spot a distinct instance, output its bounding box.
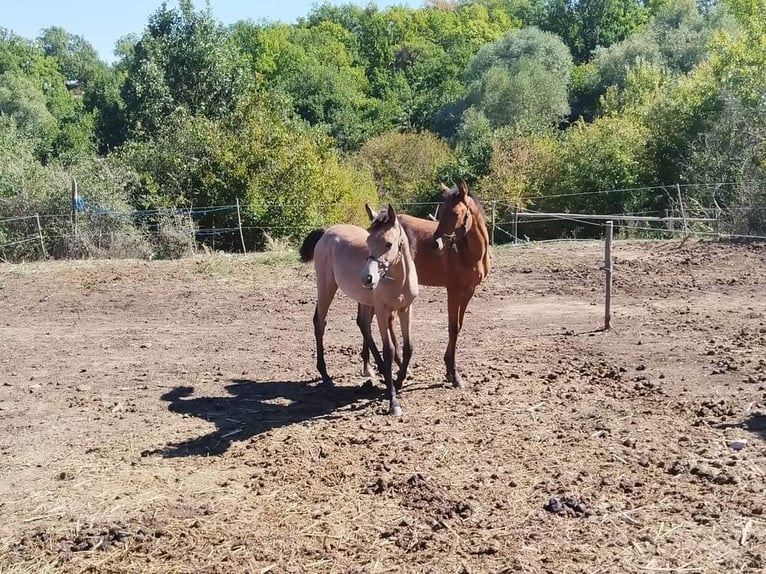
[432,179,476,252]
[362,204,405,289]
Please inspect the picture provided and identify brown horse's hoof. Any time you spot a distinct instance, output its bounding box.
[389,404,403,416]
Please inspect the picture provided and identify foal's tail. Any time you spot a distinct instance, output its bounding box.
[299,228,325,263]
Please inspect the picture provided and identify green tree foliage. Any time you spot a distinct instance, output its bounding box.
[120,0,253,138]
[642,63,721,185]
[225,93,377,240]
[353,130,456,206]
[463,27,573,135]
[540,0,650,63]
[234,20,376,150]
[116,109,227,209]
[38,26,106,87]
[117,89,375,244]
[303,2,515,134]
[570,0,722,120]
[83,67,128,154]
[479,131,557,207]
[0,72,58,149]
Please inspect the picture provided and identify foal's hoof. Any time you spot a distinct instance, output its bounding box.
[389,404,403,417]
[449,373,465,389]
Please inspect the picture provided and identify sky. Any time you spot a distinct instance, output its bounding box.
[4,0,423,62]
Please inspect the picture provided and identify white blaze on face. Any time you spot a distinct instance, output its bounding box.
[361,257,381,289]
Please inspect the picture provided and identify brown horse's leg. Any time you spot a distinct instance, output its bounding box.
[394,305,413,392]
[356,304,384,378]
[444,286,474,389]
[375,306,401,416]
[313,282,338,384]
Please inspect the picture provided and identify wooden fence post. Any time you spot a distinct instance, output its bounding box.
[35,213,47,259]
[236,198,247,254]
[604,220,613,331]
[490,200,496,247]
[676,183,688,237]
[513,203,519,244]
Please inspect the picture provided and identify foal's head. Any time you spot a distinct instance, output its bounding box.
[362,204,406,289]
[432,179,477,252]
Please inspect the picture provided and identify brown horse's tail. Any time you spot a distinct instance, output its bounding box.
[299,228,325,263]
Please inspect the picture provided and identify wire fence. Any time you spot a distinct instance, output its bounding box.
[1,183,765,262]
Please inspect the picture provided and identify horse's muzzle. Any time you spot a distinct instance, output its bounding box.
[362,274,376,289]
[432,234,455,252]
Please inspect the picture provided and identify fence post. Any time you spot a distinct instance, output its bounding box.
[35,213,47,259]
[490,200,496,246]
[714,199,722,239]
[604,220,613,331]
[513,203,519,245]
[676,183,688,237]
[236,198,247,254]
[71,179,79,240]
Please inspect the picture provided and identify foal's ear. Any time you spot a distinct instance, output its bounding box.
[364,202,375,222]
[387,203,397,223]
[457,179,469,201]
[439,182,451,195]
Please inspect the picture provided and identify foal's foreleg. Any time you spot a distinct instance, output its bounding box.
[376,307,401,416]
[387,312,403,369]
[394,305,413,392]
[356,304,384,378]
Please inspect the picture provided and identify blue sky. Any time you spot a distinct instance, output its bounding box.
[4,0,423,62]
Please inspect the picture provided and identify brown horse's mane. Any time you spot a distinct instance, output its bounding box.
[368,210,418,260]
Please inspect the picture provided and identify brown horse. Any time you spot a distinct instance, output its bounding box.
[299,205,419,415]
[361,180,490,388]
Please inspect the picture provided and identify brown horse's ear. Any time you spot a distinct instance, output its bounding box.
[387,203,397,224]
[457,179,468,202]
[440,182,451,195]
[364,203,375,221]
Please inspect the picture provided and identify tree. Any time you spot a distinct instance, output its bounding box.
[120,0,253,138]
[353,130,456,206]
[535,114,652,233]
[234,20,377,150]
[38,26,106,87]
[463,27,573,133]
[540,0,650,62]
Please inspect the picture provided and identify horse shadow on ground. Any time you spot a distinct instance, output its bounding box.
[715,412,766,441]
[150,378,382,458]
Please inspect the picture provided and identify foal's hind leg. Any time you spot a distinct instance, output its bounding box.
[313,281,338,384]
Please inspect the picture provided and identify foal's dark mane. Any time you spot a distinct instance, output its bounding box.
[368,210,418,260]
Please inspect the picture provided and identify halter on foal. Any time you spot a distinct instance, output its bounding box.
[299,205,419,415]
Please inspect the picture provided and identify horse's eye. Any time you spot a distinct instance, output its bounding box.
[386,241,393,249]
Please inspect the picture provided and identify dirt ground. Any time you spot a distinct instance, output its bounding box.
[1,239,765,574]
